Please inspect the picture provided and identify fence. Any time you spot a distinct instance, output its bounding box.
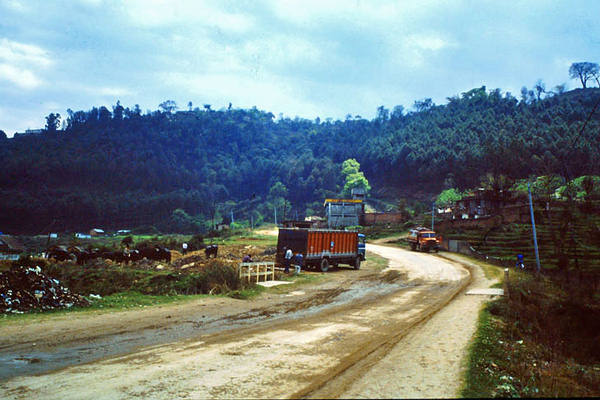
[238,262,276,283]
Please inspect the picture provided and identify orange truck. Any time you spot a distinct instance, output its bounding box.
[408,227,441,252]
[276,228,366,272]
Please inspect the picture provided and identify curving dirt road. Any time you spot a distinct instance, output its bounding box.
[0,245,496,399]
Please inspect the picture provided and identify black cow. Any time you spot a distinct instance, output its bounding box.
[46,245,76,262]
[205,244,218,259]
[137,246,171,263]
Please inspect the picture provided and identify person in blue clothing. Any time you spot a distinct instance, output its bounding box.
[293,252,303,275]
[516,254,524,269]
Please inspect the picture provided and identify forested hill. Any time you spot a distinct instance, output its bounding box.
[1,87,599,234]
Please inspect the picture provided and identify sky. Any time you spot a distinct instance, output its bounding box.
[0,0,598,136]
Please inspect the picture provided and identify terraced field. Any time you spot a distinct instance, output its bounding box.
[441,209,600,272]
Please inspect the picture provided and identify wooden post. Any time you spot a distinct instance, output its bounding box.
[504,268,509,298]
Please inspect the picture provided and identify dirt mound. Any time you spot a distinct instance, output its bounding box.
[167,245,275,273]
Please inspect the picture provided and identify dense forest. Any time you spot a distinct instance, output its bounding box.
[0,86,599,234]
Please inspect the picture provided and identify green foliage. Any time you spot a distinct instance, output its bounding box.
[341,158,371,196]
[1,88,599,233]
[435,188,463,207]
[512,175,565,198]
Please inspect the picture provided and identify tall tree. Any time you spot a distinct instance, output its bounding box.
[569,62,599,89]
[159,100,178,113]
[341,159,371,196]
[534,79,546,100]
[44,113,61,133]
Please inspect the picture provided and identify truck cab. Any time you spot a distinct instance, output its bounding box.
[408,227,440,252]
[358,233,366,260]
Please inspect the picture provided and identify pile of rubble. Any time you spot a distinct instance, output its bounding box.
[0,266,90,313]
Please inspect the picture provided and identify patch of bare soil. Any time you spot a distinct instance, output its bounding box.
[0,246,496,399]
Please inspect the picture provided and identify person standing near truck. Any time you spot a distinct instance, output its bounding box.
[284,247,293,273]
[293,252,303,275]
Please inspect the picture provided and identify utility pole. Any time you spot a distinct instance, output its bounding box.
[231,210,234,225]
[274,206,277,226]
[431,202,435,231]
[528,182,541,273]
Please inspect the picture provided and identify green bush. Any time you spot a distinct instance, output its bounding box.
[42,260,242,297]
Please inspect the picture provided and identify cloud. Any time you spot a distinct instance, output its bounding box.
[1,0,28,12]
[0,63,42,89]
[162,71,322,117]
[0,38,52,89]
[0,38,53,67]
[123,0,254,33]
[406,34,453,52]
[268,0,442,27]
[96,86,134,97]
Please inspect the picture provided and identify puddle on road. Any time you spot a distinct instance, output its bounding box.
[0,279,408,381]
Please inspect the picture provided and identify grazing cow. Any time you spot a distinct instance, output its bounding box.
[68,246,90,265]
[205,244,218,259]
[46,245,76,262]
[137,246,171,263]
[99,251,127,263]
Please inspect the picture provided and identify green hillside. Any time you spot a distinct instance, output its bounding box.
[1,87,599,234]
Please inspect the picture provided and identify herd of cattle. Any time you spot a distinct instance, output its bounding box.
[46,245,171,264]
[45,244,219,265]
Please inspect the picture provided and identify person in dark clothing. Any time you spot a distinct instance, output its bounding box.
[293,252,303,275]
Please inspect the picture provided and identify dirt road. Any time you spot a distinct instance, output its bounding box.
[0,245,495,399]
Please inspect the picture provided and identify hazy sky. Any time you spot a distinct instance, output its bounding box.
[1,0,598,135]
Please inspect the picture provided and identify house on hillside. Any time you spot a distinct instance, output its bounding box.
[89,228,105,236]
[0,235,25,260]
[324,198,364,228]
[439,188,528,222]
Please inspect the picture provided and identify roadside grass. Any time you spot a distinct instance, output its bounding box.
[440,252,506,282]
[228,284,266,300]
[462,305,508,397]
[361,224,411,241]
[1,291,211,323]
[366,252,389,272]
[222,233,277,247]
[462,271,600,398]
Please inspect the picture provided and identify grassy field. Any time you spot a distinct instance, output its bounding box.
[462,266,600,397]
[2,231,387,325]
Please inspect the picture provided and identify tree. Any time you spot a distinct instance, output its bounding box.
[0,130,6,140]
[533,79,546,100]
[112,100,124,121]
[159,100,178,113]
[341,159,370,196]
[554,83,567,95]
[391,105,404,120]
[44,113,61,133]
[376,105,389,121]
[569,62,599,89]
[413,98,434,112]
[435,188,463,207]
[188,101,193,111]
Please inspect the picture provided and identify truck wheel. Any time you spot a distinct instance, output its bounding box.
[320,258,329,272]
[353,257,361,270]
[410,243,416,251]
